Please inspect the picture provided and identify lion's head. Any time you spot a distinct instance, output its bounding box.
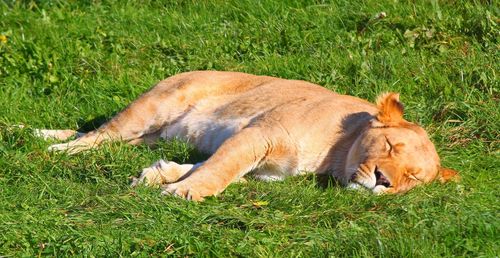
[345,93,458,194]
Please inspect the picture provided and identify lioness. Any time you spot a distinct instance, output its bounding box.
[41,71,458,200]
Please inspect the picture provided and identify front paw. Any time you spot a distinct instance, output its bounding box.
[130,160,169,187]
[161,182,211,201]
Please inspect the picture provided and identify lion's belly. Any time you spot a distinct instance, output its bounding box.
[160,114,252,154]
[159,95,269,154]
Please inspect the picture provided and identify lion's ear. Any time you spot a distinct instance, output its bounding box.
[376,92,404,125]
[437,167,460,183]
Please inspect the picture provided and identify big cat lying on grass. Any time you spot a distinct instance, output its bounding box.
[37,71,459,201]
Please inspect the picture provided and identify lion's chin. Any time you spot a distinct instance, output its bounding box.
[347,182,366,191]
[346,182,392,195]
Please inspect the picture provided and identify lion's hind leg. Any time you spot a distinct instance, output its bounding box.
[12,124,84,141]
[46,130,110,154]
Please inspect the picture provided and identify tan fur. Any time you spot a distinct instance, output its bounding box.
[42,71,458,200]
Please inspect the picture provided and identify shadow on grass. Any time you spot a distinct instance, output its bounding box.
[76,114,112,132]
[315,174,343,190]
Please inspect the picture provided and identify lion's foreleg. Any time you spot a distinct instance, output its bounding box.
[161,128,270,201]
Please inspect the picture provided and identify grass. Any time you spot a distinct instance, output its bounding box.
[0,0,498,256]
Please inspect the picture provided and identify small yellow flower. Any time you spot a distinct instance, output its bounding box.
[0,35,7,43]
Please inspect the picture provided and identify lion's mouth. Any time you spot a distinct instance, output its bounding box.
[349,165,392,190]
[374,167,392,187]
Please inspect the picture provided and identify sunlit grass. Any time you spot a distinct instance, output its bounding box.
[0,0,498,256]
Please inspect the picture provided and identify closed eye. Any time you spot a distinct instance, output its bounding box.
[385,136,404,155]
[408,174,422,182]
[384,136,393,153]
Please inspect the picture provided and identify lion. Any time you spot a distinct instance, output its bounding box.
[37,71,458,200]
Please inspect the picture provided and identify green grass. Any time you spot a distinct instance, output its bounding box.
[0,0,499,256]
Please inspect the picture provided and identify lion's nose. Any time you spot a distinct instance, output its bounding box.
[375,168,392,187]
